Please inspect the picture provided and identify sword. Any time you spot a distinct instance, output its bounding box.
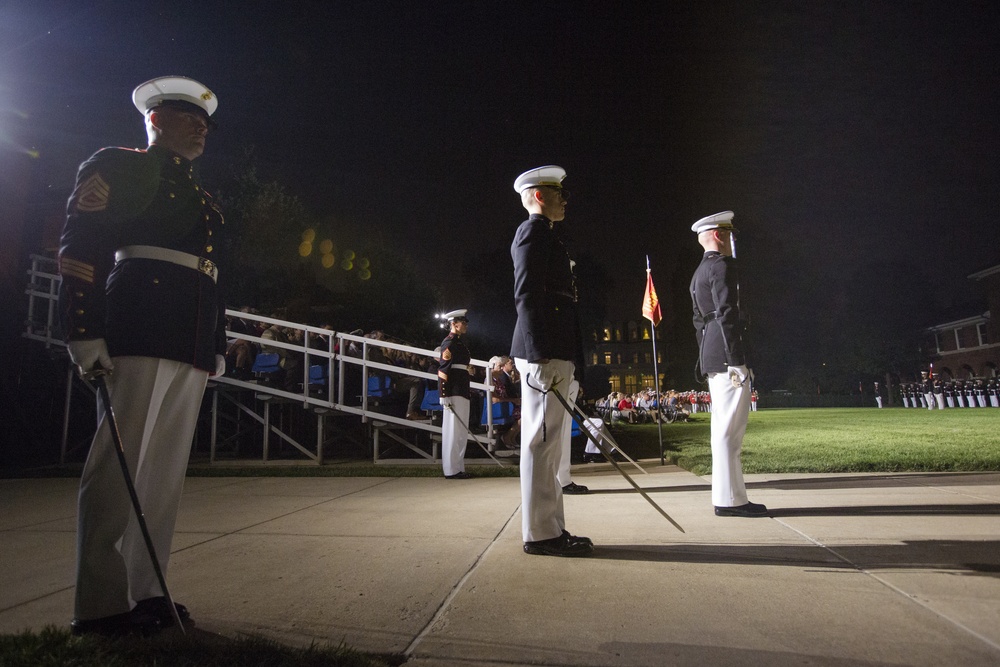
[85,368,186,633]
[442,402,510,468]
[534,378,685,533]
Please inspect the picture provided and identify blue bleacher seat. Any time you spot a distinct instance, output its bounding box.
[420,389,443,412]
[308,364,328,387]
[252,352,281,374]
[367,375,392,398]
[482,400,516,426]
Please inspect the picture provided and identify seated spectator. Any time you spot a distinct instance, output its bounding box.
[491,355,521,451]
[224,311,258,380]
[386,348,428,420]
[617,393,635,423]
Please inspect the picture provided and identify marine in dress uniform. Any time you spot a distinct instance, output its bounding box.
[921,372,935,410]
[690,211,768,518]
[59,77,225,636]
[438,310,473,479]
[510,165,593,557]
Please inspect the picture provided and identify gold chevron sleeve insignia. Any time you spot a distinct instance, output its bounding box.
[58,256,95,284]
[73,172,111,212]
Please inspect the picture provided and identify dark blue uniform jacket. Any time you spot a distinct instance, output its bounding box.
[690,251,748,376]
[509,214,584,369]
[58,145,226,373]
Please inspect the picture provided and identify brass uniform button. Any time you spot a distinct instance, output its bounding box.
[205,245,213,253]
[169,193,176,199]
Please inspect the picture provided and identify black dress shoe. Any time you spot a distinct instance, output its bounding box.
[524,532,594,557]
[562,482,590,495]
[714,501,769,517]
[133,596,191,626]
[71,610,162,637]
[582,454,603,463]
[445,471,474,479]
[561,530,592,546]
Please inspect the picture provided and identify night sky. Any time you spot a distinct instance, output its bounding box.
[3,1,998,382]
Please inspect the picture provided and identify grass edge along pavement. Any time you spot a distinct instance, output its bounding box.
[616,407,1000,475]
[0,626,400,667]
[5,408,997,481]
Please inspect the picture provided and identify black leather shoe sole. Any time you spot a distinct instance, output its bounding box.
[445,472,474,479]
[133,596,191,626]
[71,611,162,637]
[714,502,769,517]
[524,533,594,557]
[562,482,590,495]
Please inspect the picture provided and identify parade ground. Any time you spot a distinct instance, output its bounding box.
[2,464,999,666]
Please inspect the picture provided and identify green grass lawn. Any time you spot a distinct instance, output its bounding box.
[611,407,1000,475]
[0,627,395,667]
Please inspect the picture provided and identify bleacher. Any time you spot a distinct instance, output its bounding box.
[23,254,509,466]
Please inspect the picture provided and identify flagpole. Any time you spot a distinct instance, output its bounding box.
[645,256,666,466]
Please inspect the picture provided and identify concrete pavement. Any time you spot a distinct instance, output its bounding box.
[2,465,999,666]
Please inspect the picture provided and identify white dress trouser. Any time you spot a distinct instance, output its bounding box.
[516,358,574,542]
[441,395,469,476]
[707,371,751,508]
[556,379,580,487]
[582,417,614,455]
[75,356,207,620]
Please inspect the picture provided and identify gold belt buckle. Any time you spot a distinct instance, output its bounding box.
[197,257,216,277]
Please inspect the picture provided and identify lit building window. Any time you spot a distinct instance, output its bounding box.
[604,352,612,364]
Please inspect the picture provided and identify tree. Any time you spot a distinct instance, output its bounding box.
[219,161,312,311]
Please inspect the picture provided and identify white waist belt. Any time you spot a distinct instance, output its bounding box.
[115,245,218,283]
[451,364,469,371]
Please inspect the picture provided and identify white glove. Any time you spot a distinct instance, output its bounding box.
[530,360,560,392]
[211,354,226,377]
[728,365,750,388]
[67,339,113,376]
[439,396,454,408]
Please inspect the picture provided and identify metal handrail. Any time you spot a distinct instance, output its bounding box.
[23,257,502,462]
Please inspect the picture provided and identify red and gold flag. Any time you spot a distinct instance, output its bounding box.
[642,265,661,327]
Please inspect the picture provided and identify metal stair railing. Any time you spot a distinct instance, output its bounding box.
[23,257,500,465]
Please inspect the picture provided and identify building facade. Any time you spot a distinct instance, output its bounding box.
[922,264,1000,380]
[587,319,664,394]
